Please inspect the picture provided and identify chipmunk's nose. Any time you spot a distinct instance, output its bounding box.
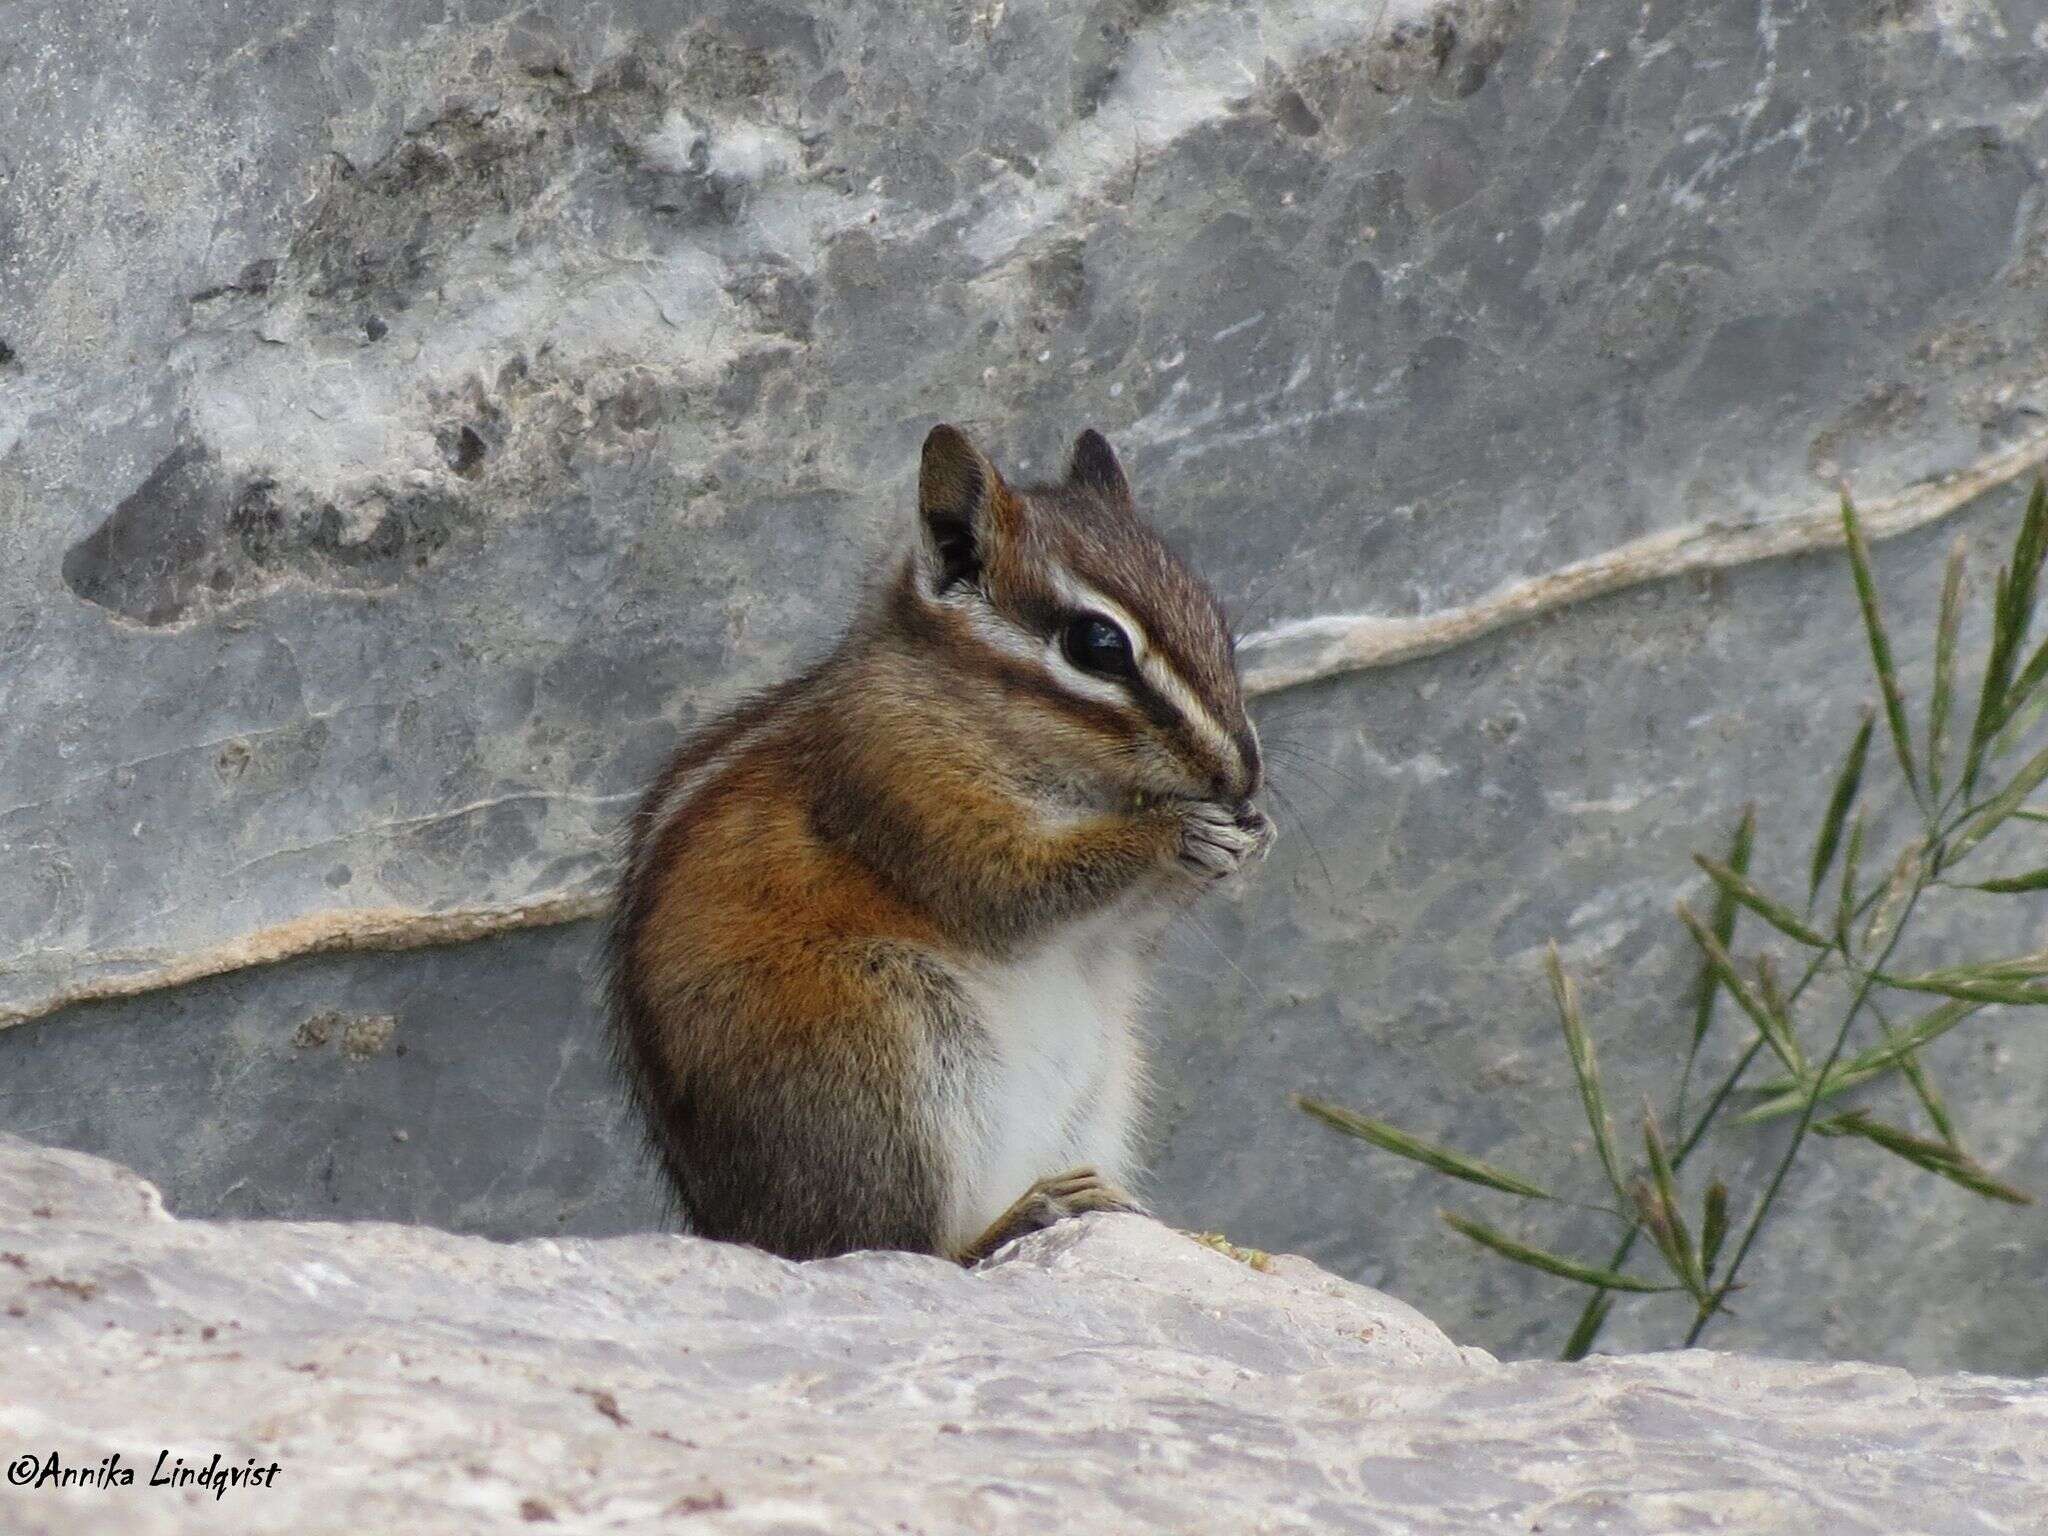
[1227,724,1263,802]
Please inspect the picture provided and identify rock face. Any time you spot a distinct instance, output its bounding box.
[5,0,2048,1374]
[2,1136,2044,1535]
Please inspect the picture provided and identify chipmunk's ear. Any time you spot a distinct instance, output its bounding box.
[918,423,1010,593]
[1065,428,1132,507]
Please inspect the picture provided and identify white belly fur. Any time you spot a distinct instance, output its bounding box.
[937,904,1158,1253]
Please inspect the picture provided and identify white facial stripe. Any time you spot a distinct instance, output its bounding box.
[946,588,1045,668]
[1139,649,1239,765]
[1046,568,1241,772]
[1044,640,1139,709]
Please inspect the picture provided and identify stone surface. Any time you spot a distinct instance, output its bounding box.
[5,0,2048,1374]
[3,1135,2046,1535]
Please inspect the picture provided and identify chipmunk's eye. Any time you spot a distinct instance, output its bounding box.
[1061,613,1135,679]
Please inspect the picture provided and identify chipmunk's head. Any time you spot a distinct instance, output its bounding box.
[892,422,1261,813]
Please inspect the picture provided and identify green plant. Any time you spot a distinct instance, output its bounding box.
[1297,483,2048,1358]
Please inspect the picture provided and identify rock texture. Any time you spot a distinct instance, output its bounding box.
[3,1135,2045,1535]
[5,0,2048,1373]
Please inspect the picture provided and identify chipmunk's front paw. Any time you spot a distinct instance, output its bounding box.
[1176,801,1275,883]
[1023,1165,1150,1222]
[957,1166,1150,1265]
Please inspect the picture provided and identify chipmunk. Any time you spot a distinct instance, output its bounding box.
[607,423,1271,1263]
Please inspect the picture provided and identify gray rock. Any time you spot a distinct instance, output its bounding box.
[5,0,2048,1375]
[1,1135,2042,1535]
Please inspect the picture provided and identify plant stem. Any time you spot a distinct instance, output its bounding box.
[1671,774,1989,1346]
[1681,880,1929,1347]
[1559,908,1857,1359]
[1559,1037,1764,1357]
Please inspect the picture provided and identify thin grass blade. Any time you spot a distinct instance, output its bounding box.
[1836,811,1866,948]
[1927,1155,2032,1205]
[1860,840,1924,957]
[2002,638,2048,754]
[1916,950,2048,987]
[1928,537,1967,800]
[1293,1095,1553,1199]
[1841,493,1921,805]
[1642,1109,1706,1297]
[1676,904,1805,1075]
[1810,710,1874,907]
[1695,855,1831,951]
[2005,483,2048,663]
[1441,1212,1682,1292]
[1992,688,2048,762]
[1701,1181,1729,1276]
[1628,1179,1685,1287]
[1964,867,2048,892]
[1964,482,2046,784]
[2006,479,2048,645]
[1816,1111,2032,1205]
[1885,950,2048,985]
[1692,808,1755,1051]
[1983,483,2048,753]
[1952,741,2048,861]
[1965,565,2017,799]
[1887,1019,1958,1148]
[1863,997,1975,1062]
[1741,998,1977,1121]
[2012,629,2048,701]
[1874,972,2048,1007]
[1560,1293,1614,1362]
[1754,955,1806,1077]
[1679,809,1755,1125]
[1738,1071,1882,1124]
[1546,944,1626,1203]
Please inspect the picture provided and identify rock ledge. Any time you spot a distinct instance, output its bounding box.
[0,1135,2042,1533]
